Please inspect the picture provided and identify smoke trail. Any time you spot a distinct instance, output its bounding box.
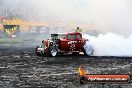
[83,33,132,56]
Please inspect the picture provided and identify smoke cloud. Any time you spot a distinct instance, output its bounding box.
[3,0,132,35]
[83,33,132,56]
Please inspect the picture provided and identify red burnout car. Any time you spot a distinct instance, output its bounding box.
[36,32,94,57]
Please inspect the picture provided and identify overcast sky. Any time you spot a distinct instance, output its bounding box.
[3,0,132,35]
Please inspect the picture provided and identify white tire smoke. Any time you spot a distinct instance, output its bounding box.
[83,33,132,56]
[83,42,94,56]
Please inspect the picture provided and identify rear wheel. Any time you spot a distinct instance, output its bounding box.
[82,47,94,56]
[36,46,44,56]
[35,46,40,56]
[83,43,94,56]
[82,47,87,56]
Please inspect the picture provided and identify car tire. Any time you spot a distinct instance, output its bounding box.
[83,43,94,56]
[48,46,57,57]
[35,46,40,56]
[82,48,87,56]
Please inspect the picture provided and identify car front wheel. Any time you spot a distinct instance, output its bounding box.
[48,46,57,57]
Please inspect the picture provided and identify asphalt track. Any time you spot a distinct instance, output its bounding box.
[0,45,132,88]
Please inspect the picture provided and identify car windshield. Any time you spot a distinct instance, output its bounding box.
[58,34,66,39]
[68,34,76,40]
